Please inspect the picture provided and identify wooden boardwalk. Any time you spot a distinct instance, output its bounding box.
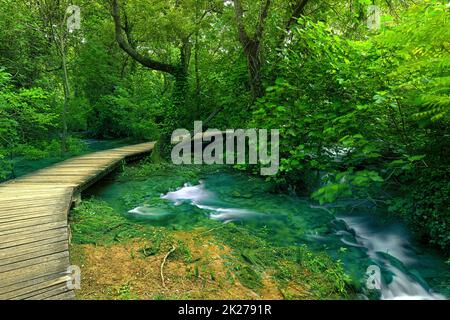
[0,142,155,300]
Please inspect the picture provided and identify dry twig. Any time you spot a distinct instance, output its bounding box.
[160,245,176,288]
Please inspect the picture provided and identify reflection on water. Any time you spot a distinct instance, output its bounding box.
[94,169,449,300]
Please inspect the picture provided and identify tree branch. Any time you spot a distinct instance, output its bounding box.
[275,0,309,49]
[110,0,177,75]
[286,0,309,30]
[255,0,271,40]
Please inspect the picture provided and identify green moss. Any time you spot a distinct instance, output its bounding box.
[209,223,351,298]
[70,198,172,246]
[235,265,264,290]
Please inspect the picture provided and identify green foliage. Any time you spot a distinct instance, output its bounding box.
[387,167,450,252]
[312,170,384,204]
[0,0,48,87]
[376,1,450,123]
[245,3,449,251]
[250,17,384,193]
[0,68,60,179]
[117,283,138,300]
[89,86,160,141]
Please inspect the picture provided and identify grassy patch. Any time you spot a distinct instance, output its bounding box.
[70,199,162,245]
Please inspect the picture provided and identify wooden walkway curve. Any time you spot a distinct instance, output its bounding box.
[0,142,155,300]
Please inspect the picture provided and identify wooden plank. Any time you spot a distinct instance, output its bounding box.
[54,159,115,164]
[13,174,110,182]
[0,194,68,202]
[0,216,68,233]
[0,251,69,273]
[44,290,75,300]
[0,201,68,213]
[61,156,118,160]
[5,178,88,183]
[0,211,65,224]
[30,173,100,177]
[0,221,67,237]
[0,185,71,190]
[13,278,71,300]
[0,224,67,243]
[48,165,109,169]
[38,165,107,170]
[0,257,70,288]
[0,205,65,218]
[0,228,67,249]
[0,241,68,266]
[47,167,111,172]
[0,233,68,257]
[31,172,101,177]
[0,274,70,300]
[0,187,71,193]
[22,283,72,300]
[36,165,104,170]
[0,241,68,263]
[0,197,68,205]
[3,182,77,187]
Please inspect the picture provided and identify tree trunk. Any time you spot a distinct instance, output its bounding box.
[173,68,188,111]
[60,34,70,155]
[244,39,264,100]
[194,32,201,117]
[172,37,191,123]
[233,0,271,101]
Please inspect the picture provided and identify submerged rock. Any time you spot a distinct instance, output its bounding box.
[128,206,176,221]
[207,207,265,223]
[231,190,253,199]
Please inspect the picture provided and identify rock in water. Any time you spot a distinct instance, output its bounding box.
[207,207,265,223]
[128,206,175,221]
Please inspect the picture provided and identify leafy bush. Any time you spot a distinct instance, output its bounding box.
[89,86,159,141]
[0,68,59,178]
[387,167,450,253]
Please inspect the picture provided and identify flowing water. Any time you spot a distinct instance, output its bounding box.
[335,214,447,299]
[89,168,450,300]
